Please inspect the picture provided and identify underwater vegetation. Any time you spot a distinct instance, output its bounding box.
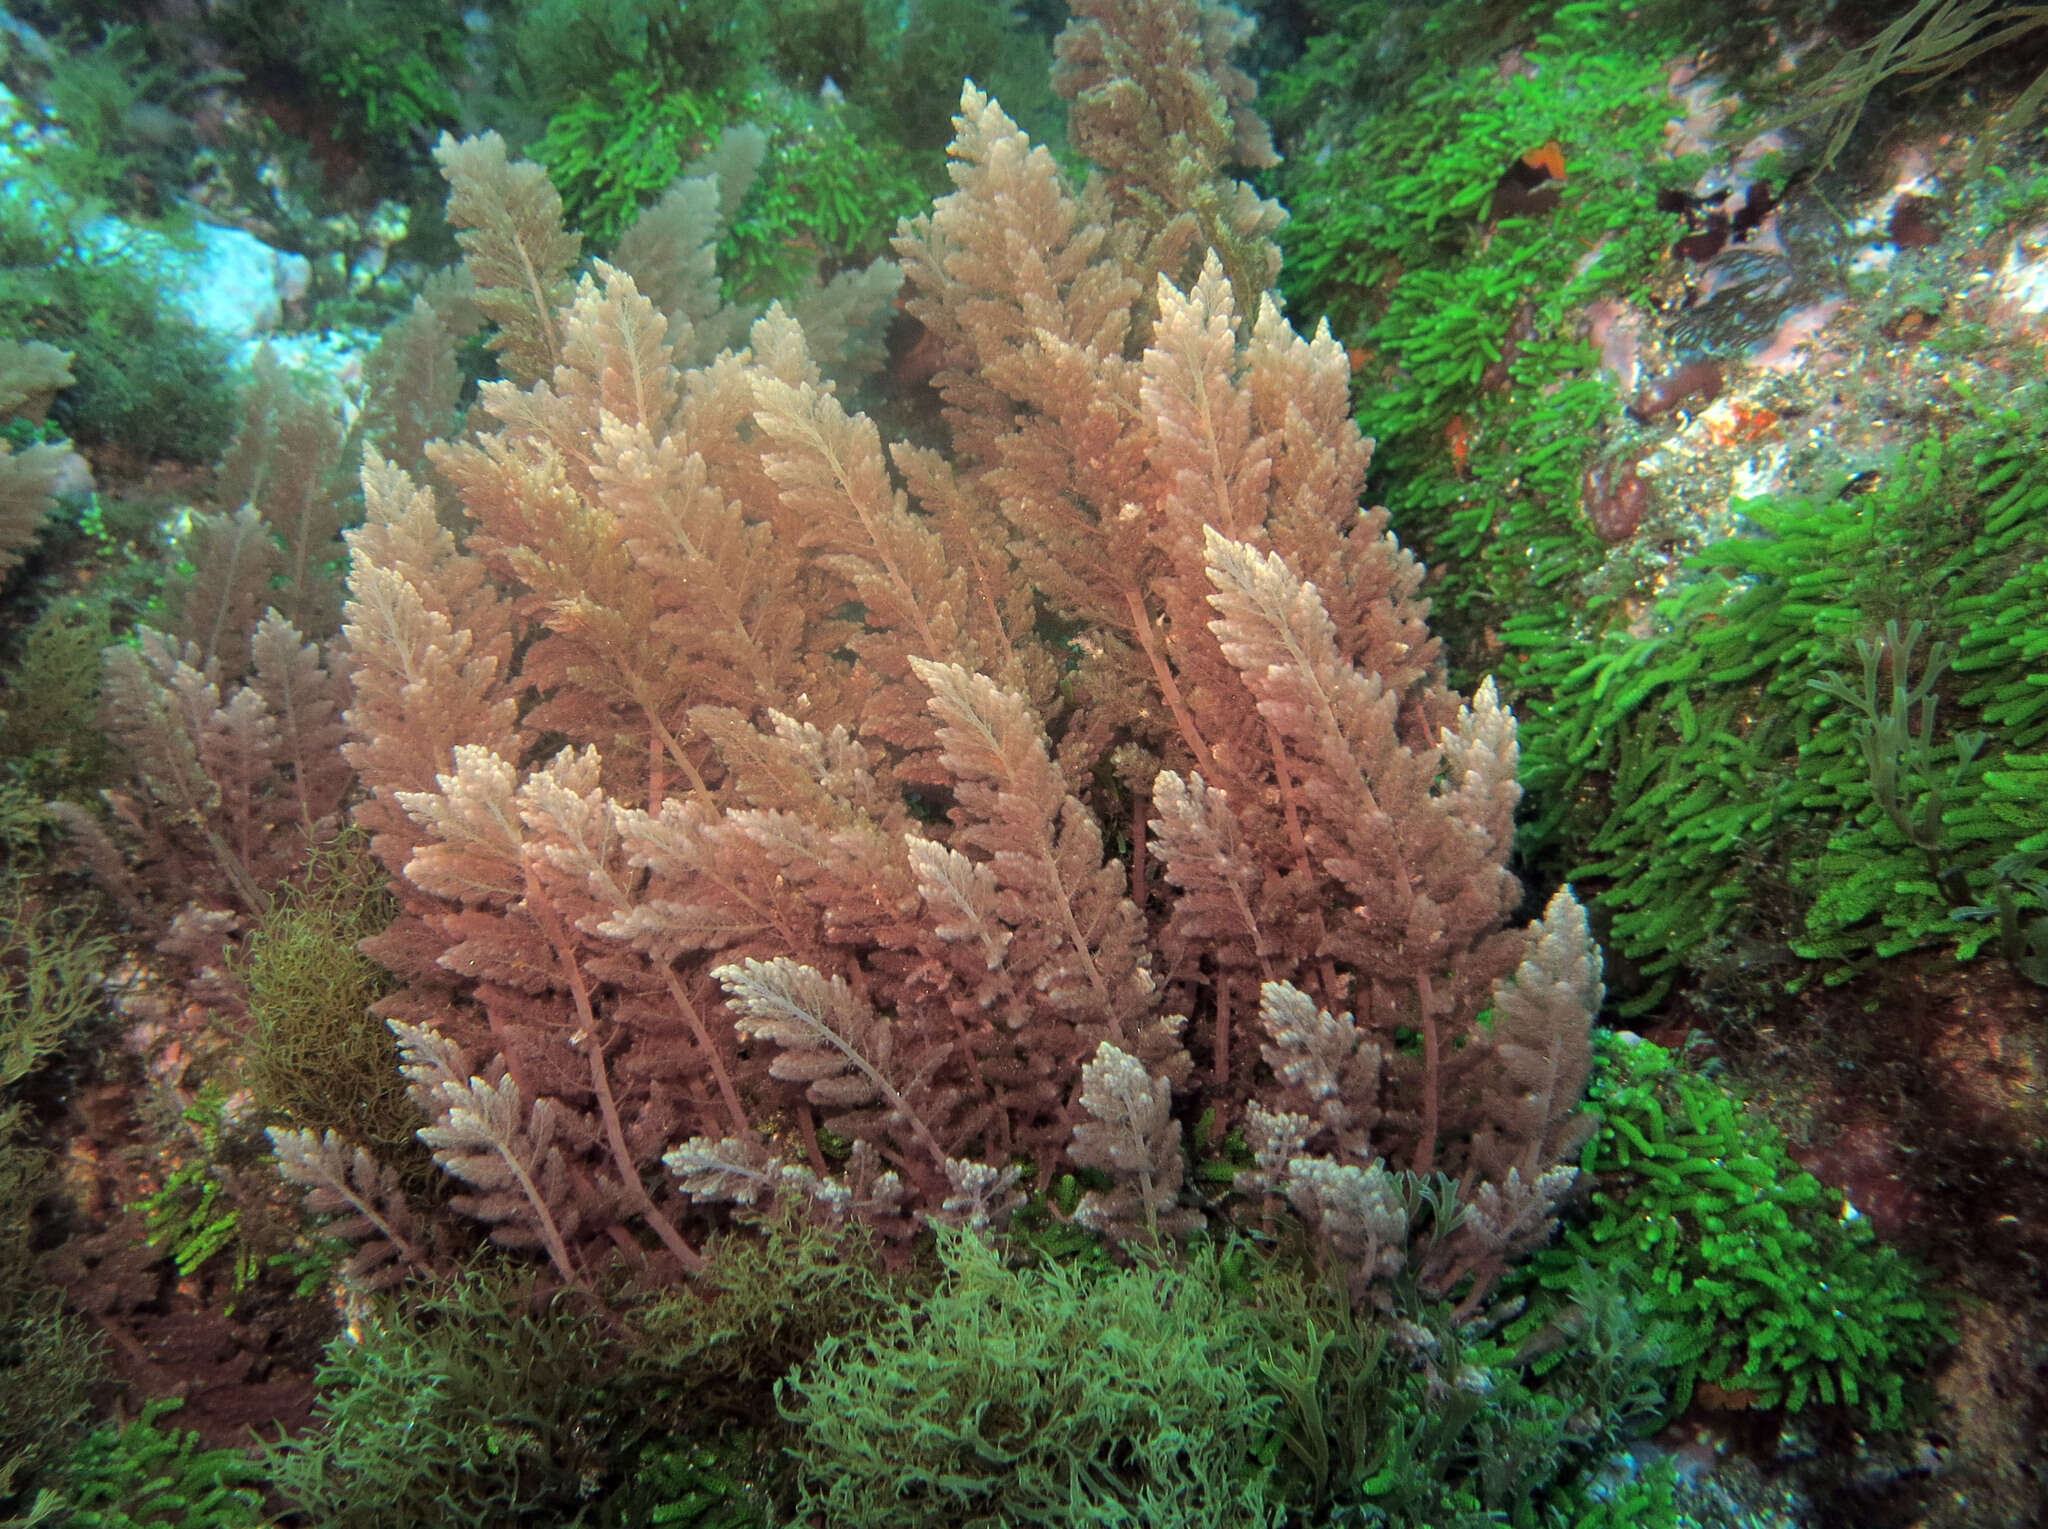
[1507,1034,1949,1426]
[4,0,2038,1524]
[532,78,928,299]
[0,204,235,469]
[1780,0,2048,174]
[1263,0,2048,1011]
[0,879,111,1505]
[1526,395,2048,1005]
[19,1399,270,1529]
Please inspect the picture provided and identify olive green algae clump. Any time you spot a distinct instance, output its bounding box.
[778,1227,1289,1529]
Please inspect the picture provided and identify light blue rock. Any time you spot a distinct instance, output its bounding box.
[75,216,312,343]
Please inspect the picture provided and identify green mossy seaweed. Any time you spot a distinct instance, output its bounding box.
[0,881,114,1505]
[11,1399,268,1529]
[0,207,233,466]
[1516,388,2048,1006]
[235,838,414,1163]
[1506,1033,1951,1427]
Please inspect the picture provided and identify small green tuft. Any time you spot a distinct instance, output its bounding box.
[234,837,414,1164]
[22,1397,267,1529]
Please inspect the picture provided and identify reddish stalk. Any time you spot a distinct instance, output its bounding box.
[527,871,706,1273]
[663,970,751,1138]
[1125,587,1217,777]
